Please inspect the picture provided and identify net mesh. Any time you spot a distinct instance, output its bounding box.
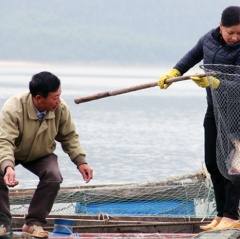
[11,170,240,238]
[200,64,240,184]
[10,169,215,218]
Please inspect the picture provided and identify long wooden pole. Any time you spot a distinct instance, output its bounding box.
[74,73,206,104]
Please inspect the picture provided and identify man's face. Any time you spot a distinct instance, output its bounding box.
[37,87,62,112]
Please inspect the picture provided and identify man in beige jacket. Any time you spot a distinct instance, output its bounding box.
[0,71,93,238]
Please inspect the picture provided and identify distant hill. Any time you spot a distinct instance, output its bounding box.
[0,0,239,66]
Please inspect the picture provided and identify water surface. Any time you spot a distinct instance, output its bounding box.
[0,63,206,188]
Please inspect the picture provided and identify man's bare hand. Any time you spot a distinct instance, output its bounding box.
[4,166,19,187]
[78,164,93,183]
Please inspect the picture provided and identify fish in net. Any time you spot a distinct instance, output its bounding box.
[200,64,240,184]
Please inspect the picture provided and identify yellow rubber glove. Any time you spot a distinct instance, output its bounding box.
[158,69,181,89]
[190,73,220,89]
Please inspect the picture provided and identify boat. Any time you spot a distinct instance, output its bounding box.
[4,169,240,238]
[4,169,240,239]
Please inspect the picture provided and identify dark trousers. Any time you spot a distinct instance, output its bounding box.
[204,106,240,220]
[0,153,63,226]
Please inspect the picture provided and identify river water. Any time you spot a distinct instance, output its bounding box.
[0,62,206,188]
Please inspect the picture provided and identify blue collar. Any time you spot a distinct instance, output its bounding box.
[35,107,47,121]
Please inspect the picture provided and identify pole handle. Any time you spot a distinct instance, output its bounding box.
[74,73,207,104]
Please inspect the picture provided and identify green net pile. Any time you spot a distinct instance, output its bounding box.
[10,170,215,219]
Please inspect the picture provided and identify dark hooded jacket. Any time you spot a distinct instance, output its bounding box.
[173,27,240,110]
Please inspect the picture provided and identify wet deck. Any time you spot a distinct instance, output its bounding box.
[12,229,240,239]
[49,233,196,238]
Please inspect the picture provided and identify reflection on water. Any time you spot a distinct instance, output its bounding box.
[0,63,206,188]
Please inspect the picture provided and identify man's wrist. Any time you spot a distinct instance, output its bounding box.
[4,166,14,175]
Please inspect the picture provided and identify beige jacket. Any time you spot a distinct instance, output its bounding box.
[0,92,87,173]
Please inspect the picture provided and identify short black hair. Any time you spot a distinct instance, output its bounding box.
[221,6,240,27]
[29,71,61,98]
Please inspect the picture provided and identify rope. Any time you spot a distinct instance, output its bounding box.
[12,220,211,231]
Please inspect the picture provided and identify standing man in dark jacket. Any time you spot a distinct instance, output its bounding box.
[158,6,240,230]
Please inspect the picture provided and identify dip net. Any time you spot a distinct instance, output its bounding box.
[200,64,240,184]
